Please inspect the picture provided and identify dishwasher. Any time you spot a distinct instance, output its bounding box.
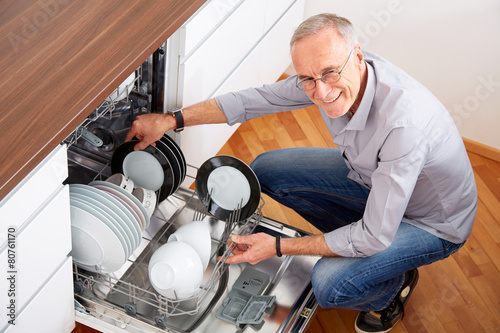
[64,46,320,333]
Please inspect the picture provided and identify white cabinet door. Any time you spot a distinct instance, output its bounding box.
[0,144,68,246]
[3,257,75,333]
[180,0,243,57]
[0,185,71,329]
[179,0,304,172]
[179,0,267,107]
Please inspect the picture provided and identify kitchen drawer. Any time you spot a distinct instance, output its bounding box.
[179,0,267,107]
[263,0,295,32]
[3,257,75,333]
[179,0,304,172]
[0,185,71,329]
[180,0,243,57]
[258,0,304,83]
[0,144,68,245]
[214,0,303,95]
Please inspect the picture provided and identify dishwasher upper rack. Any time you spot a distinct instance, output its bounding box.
[73,187,265,322]
[64,66,142,149]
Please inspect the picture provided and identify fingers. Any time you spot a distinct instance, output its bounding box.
[125,114,171,150]
[219,233,274,265]
[133,139,152,151]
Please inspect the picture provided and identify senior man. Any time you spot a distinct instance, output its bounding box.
[126,13,477,333]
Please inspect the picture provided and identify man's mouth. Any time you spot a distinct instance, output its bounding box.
[324,91,342,103]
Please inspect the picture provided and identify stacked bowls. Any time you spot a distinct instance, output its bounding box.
[148,221,211,299]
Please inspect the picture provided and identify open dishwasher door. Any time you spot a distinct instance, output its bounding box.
[73,186,319,333]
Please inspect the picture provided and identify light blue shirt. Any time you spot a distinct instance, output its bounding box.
[215,51,477,257]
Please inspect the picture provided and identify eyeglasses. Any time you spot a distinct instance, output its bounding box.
[296,48,354,91]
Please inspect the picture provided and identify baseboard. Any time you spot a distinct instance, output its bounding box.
[463,137,500,163]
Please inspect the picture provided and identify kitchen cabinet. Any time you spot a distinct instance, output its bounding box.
[0,144,73,332]
[167,0,305,174]
[0,1,206,331]
[0,0,315,331]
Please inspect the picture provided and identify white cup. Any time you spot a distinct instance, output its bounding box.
[167,221,211,271]
[148,241,203,299]
[105,173,134,193]
[132,187,157,217]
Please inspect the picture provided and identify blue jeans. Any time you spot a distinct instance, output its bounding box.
[250,148,464,311]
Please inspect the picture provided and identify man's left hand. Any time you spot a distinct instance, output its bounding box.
[223,233,276,265]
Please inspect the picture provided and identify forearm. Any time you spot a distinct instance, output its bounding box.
[281,234,339,257]
[126,98,228,149]
[183,98,228,127]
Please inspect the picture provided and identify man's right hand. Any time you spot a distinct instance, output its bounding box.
[125,113,174,150]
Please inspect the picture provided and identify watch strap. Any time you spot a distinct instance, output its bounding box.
[168,108,184,132]
[276,235,282,257]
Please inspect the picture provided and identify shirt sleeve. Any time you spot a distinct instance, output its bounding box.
[214,75,314,125]
[325,125,429,257]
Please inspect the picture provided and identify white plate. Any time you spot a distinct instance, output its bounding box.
[123,151,164,191]
[70,184,141,250]
[70,191,135,255]
[103,190,144,230]
[70,185,139,251]
[71,224,103,266]
[70,194,132,257]
[206,166,251,210]
[89,180,150,230]
[70,205,127,273]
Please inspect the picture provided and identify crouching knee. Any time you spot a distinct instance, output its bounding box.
[310,258,364,309]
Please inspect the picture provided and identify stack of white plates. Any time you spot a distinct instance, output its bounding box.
[69,182,149,273]
[111,134,186,202]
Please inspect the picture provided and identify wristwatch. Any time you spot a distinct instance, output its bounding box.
[167,107,184,133]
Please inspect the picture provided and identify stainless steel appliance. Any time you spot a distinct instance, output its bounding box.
[64,46,320,333]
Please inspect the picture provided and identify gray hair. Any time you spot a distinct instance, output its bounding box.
[290,13,358,50]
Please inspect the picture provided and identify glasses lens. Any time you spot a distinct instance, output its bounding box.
[298,79,315,91]
[322,72,341,83]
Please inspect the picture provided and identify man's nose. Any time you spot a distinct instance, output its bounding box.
[314,80,331,100]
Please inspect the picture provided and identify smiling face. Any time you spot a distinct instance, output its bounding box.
[291,27,367,118]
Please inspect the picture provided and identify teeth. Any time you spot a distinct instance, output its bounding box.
[325,92,341,103]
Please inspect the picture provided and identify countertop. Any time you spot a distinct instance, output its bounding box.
[0,0,205,201]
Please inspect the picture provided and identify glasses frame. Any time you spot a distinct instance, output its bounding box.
[296,47,355,91]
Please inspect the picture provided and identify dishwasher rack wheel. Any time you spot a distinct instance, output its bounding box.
[124,302,138,316]
[154,314,167,329]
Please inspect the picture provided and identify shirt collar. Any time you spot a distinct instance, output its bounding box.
[338,60,376,132]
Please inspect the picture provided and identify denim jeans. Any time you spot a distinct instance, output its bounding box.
[250,148,464,311]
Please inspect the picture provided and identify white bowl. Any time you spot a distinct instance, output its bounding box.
[132,187,157,218]
[167,221,211,271]
[148,241,203,299]
[105,173,134,193]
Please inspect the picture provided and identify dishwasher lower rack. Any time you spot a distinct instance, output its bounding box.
[73,187,264,329]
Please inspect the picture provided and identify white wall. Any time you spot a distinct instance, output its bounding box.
[299,0,500,150]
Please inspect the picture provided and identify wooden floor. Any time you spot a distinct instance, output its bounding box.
[216,105,500,333]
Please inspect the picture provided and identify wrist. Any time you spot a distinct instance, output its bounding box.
[167,107,184,132]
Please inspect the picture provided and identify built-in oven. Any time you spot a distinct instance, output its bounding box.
[64,43,320,333]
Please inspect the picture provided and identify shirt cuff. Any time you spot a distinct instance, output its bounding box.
[324,224,359,257]
[214,93,247,126]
